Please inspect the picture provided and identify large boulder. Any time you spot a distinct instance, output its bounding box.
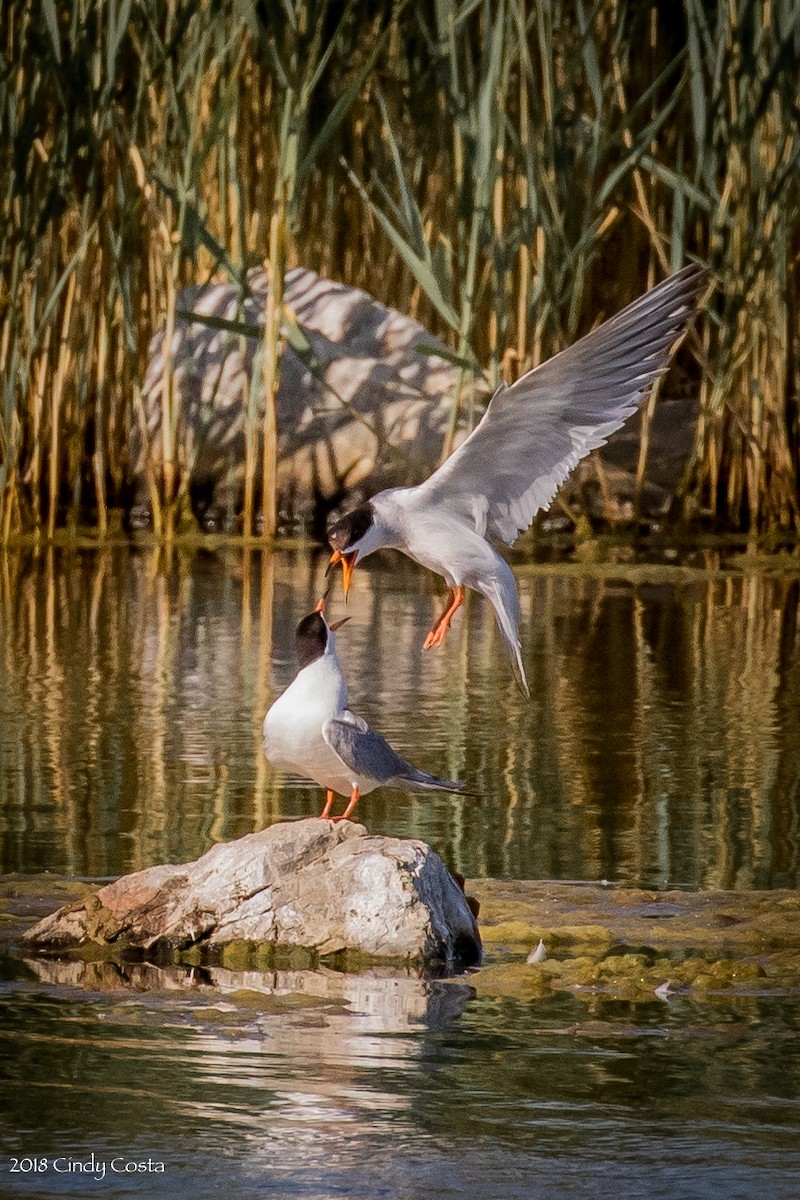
[131,266,488,530]
[22,819,481,970]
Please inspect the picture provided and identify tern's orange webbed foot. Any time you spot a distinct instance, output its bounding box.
[422,587,464,650]
[424,622,448,649]
[331,785,360,822]
[422,623,443,650]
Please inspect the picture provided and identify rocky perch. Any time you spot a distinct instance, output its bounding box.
[22,819,481,971]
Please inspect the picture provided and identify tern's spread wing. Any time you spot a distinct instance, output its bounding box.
[418,265,705,545]
[323,719,464,791]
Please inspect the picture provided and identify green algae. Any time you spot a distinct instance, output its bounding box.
[483,920,616,952]
[0,875,95,908]
[469,879,800,1001]
[220,988,347,1014]
[5,873,800,1002]
[214,941,320,972]
[472,950,787,1002]
[0,875,97,943]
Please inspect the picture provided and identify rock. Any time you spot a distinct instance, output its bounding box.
[22,819,482,970]
[131,266,488,531]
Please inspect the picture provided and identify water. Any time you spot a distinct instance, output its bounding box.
[1,543,799,887]
[2,542,800,1199]
[3,959,800,1200]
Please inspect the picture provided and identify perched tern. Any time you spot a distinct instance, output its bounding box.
[327,265,705,695]
[263,600,467,820]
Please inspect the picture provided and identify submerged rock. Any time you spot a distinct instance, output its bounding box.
[22,819,481,970]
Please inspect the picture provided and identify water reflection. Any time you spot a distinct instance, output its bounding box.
[19,956,472,1141]
[1,544,799,888]
[2,954,799,1200]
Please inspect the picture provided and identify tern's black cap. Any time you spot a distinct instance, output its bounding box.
[327,503,374,552]
[295,611,328,668]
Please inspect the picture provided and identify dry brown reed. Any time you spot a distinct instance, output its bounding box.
[1,0,798,540]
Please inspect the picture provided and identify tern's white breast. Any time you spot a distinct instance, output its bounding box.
[263,653,350,787]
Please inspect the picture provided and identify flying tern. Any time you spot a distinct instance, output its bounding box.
[327,265,705,694]
[263,600,467,820]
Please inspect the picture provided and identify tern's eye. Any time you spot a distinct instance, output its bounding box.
[328,525,350,551]
[327,504,373,550]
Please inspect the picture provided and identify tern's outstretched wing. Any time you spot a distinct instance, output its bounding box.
[417,265,705,544]
[322,718,465,792]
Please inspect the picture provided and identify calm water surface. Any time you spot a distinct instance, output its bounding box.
[1,543,799,886]
[2,542,800,1199]
[2,964,799,1200]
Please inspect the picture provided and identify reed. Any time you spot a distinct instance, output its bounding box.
[1,0,798,541]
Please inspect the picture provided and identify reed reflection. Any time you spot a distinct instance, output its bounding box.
[0,545,798,888]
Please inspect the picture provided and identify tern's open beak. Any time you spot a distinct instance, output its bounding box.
[327,549,357,601]
[312,597,349,630]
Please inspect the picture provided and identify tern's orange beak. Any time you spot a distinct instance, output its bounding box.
[327,549,357,601]
[329,616,351,631]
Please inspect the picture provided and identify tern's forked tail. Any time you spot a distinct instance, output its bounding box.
[479,571,531,699]
[396,764,469,793]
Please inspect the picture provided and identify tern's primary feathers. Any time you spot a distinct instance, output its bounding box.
[263,604,466,820]
[327,265,706,695]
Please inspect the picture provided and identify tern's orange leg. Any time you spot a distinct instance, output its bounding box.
[332,785,360,822]
[423,588,454,650]
[320,789,336,819]
[423,586,465,650]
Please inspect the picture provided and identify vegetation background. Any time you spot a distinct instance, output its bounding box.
[1,0,799,541]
